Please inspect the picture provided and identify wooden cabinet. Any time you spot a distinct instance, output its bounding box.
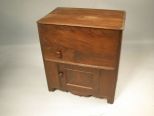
[37,7,126,104]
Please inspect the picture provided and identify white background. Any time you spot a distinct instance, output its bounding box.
[0,0,154,116]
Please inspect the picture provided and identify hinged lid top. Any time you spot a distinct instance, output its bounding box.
[38,7,126,30]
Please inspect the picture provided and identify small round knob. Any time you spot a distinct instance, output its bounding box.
[56,50,62,58]
[58,72,63,77]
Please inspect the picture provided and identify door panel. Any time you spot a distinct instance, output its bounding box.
[59,63,100,96]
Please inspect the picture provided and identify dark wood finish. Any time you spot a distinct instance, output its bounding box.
[37,7,126,104]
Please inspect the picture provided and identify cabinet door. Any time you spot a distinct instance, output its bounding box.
[58,64,100,96]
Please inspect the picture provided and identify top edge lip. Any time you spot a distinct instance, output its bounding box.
[37,22,124,30]
[53,7,126,13]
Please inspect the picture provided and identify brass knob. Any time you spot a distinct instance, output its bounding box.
[56,50,62,58]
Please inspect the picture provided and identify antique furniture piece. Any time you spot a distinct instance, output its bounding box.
[37,7,125,104]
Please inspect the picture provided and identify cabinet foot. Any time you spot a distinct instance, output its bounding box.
[107,98,114,104]
[49,88,56,91]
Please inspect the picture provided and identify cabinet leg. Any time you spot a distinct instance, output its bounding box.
[49,88,56,91]
[107,97,114,104]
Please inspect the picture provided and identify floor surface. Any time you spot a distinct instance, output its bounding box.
[0,43,154,116]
